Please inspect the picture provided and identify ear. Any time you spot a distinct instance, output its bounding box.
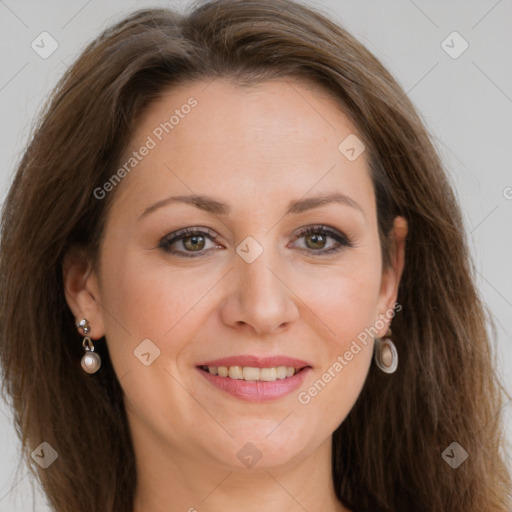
[375,215,408,336]
[62,246,105,340]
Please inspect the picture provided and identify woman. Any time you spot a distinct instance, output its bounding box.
[0,0,510,510]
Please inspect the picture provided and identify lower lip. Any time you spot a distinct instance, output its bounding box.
[196,367,311,402]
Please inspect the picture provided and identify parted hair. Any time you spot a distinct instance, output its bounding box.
[0,1,510,511]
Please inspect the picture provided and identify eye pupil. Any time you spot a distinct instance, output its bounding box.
[183,235,205,251]
[306,233,326,250]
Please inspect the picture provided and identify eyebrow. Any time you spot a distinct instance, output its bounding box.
[138,192,364,220]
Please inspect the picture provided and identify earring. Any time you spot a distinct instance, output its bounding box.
[374,328,398,374]
[77,318,101,374]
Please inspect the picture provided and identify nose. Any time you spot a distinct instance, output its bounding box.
[219,248,300,337]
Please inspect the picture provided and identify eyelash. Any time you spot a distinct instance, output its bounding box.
[158,225,354,259]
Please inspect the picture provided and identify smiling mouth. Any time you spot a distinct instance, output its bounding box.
[197,365,307,382]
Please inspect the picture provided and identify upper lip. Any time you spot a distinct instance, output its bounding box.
[196,355,312,369]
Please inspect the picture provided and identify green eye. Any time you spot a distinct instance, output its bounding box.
[159,225,353,258]
[159,227,219,258]
[291,225,353,255]
[304,232,328,250]
[181,234,207,252]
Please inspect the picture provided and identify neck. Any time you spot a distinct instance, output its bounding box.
[131,433,350,512]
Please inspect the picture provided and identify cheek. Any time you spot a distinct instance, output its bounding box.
[292,251,383,343]
[291,252,381,411]
[97,248,225,358]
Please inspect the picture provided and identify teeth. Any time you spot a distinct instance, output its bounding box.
[203,365,299,381]
[228,366,243,380]
[276,366,287,379]
[260,367,277,381]
[242,367,260,381]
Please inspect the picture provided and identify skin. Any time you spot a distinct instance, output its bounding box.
[63,77,407,512]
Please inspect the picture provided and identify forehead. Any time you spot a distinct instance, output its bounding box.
[111,77,374,220]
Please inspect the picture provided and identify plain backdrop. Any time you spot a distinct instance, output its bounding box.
[0,1,511,510]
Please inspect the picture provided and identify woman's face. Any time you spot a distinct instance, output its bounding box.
[68,78,406,472]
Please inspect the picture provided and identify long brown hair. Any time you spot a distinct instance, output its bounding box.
[0,1,510,510]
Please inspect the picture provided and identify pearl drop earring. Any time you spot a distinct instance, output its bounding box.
[374,328,398,374]
[77,318,101,374]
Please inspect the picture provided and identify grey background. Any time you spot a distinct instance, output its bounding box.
[1,0,511,510]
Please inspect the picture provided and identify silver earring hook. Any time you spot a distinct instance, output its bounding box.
[77,318,90,334]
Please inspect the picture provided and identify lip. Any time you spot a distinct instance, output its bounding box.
[196,355,312,369]
[196,365,312,403]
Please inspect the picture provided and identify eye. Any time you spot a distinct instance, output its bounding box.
[290,224,353,255]
[158,224,354,259]
[158,227,223,258]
